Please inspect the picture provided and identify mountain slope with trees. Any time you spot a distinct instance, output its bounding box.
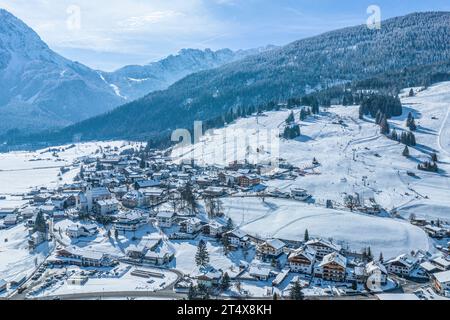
[4,12,450,147]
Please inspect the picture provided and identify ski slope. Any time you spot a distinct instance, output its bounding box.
[172,82,450,221]
[172,82,450,258]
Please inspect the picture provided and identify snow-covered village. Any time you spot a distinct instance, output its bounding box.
[1,82,450,301]
[0,1,450,307]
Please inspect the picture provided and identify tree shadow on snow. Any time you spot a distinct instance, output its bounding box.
[294,135,313,142]
[392,106,422,121]
[415,126,437,136]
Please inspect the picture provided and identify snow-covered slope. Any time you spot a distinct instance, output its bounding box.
[172,82,450,258]
[0,224,50,286]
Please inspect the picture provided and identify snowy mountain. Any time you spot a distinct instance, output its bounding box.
[0,9,124,134]
[27,12,449,144]
[0,9,268,135]
[100,46,277,101]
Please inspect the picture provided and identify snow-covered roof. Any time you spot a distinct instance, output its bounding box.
[227,229,248,239]
[116,210,144,221]
[377,293,420,300]
[157,211,175,219]
[264,239,286,250]
[142,187,165,195]
[288,246,316,261]
[63,246,105,260]
[249,265,271,277]
[96,198,119,206]
[186,217,202,225]
[196,270,223,280]
[365,261,388,275]
[305,238,342,252]
[432,257,450,268]
[420,261,440,272]
[89,187,110,197]
[386,254,417,268]
[433,270,450,283]
[319,252,347,269]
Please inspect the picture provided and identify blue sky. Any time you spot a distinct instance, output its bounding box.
[1,0,449,71]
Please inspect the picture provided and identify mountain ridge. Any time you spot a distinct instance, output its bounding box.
[0,9,270,134]
[98,46,277,101]
[20,11,449,144]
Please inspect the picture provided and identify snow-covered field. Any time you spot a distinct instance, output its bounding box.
[0,141,142,197]
[0,224,51,286]
[222,197,430,259]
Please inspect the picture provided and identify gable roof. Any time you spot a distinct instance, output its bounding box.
[264,239,286,250]
[305,239,342,252]
[319,252,347,269]
[365,261,388,275]
[386,254,417,268]
[289,247,316,262]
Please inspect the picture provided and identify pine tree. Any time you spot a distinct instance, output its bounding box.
[375,111,382,125]
[402,146,410,157]
[300,108,307,121]
[409,88,415,97]
[367,247,373,261]
[286,111,295,125]
[407,112,413,123]
[222,235,230,254]
[34,211,47,234]
[289,280,304,300]
[139,158,146,169]
[358,105,364,120]
[391,129,398,141]
[114,229,119,239]
[195,240,210,267]
[379,252,384,263]
[380,116,390,135]
[221,272,231,290]
[79,165,85,179]
[181,183,196,214]
[225,218,234,232]
[304,229,309,242]
[188,284,197,300]
[431,153,438,162]
[407,117,417,131]
[197,284,210,300]
[311,99,320,114]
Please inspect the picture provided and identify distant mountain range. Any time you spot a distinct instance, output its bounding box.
[0,9,273,135]
[100,46,278,102]
[19,11,449,145]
